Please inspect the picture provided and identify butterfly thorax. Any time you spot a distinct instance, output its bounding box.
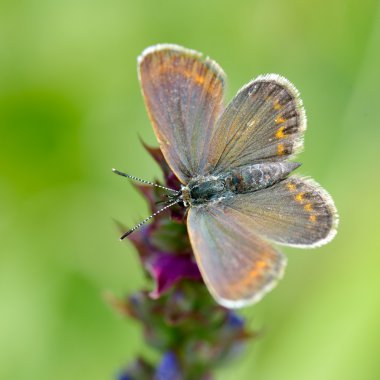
[180,162,301,207]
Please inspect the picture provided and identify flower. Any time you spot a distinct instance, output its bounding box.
[148,253,202,299]
[154,351,181,380]
[110,143,254,379]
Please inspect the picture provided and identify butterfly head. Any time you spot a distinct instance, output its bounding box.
[179,185,192,207]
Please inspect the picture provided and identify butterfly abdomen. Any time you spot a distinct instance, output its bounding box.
[225,162,301,194]
[185,162,301,207]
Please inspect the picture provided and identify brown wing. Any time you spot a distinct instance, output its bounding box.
[205,74,307,175]
[138,44,225,184]
[187,205,286,308]
[220,176,338,248]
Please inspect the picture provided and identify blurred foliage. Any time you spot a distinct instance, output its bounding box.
[1,0,380,379]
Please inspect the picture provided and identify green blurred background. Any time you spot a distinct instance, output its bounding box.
[1,0,379,379]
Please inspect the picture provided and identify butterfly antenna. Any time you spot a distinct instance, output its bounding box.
[119,199,180,240]
[112,168,178,193]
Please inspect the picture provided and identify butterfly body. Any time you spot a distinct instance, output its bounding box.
[179,161,302,207]
[135,44,338,308]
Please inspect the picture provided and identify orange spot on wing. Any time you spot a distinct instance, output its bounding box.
[295,192,305,203]
[287,182,297,192]
[309,215,317,223]
[277,143,285,155]
[183,70,202,81]
[274,100,282,110]
[156,66,216,94]
[256,260,267,269]
[275,116,286,124]
[195,74,206,84]
[304,203,313,212]
[275,126,286,139]
[231,259,269,291]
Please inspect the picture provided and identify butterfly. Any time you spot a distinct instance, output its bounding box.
[115,44,338,308]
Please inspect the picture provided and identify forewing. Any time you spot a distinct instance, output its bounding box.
[205,74,306,174]
[187,206,286,308]
[222,176,338,248]
[138,44,225,183]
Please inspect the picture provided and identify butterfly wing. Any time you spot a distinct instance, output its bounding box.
[187,205,287,308]
[220,176,338,248]
[138,44,225,184]
[205,74,306,175]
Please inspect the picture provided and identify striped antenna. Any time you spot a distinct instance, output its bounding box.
[119,199,180,240]
[112,168,178,193]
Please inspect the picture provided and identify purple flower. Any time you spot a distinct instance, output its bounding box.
[148,253,202,299]
[227,311,245,329]
[117,143,203,299]
[111,142,253,379]
[154,351,181,380]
